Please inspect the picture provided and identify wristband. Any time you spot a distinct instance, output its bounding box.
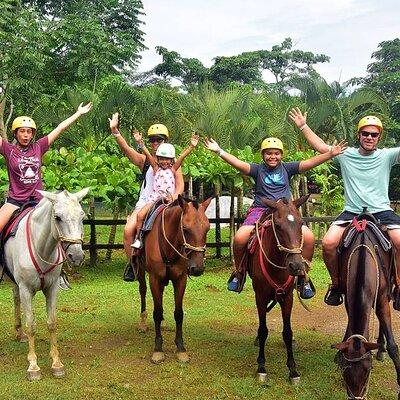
[137,143,144,150]
[218,148,225,157]
[299,124,308,131]
[112,131,121,137]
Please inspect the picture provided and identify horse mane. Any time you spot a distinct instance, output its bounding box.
[169,196,200,210]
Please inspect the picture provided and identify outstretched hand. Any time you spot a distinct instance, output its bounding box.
[108,112,119,131]
[190,133,199,147]
[330,140,348,156]
[204,137,221,153]
[78,102,92,115]
[132,129,143,145]
[288,107,307,129]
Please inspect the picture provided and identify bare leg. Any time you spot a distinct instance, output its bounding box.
[123,211,138,258]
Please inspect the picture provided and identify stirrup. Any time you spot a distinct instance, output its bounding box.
[324,285,343,306]
[59,270,72,290]
[123,262,136,282]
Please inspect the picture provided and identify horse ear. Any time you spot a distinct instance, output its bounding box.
[364,342,380,351]
[37,190,58,202]
[293,194,310,209]
[73,187,90,202]
[331,341,349,351]
[261,197,278,209]
[200,197,213,211]
[178,194,188,210]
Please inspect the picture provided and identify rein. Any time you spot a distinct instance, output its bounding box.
[160,205,206,263]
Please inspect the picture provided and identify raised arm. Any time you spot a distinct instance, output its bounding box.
[47,102,92,146]
[109,113,145,170]
[288,107,330,154]
[173,133,198,171]
[299,140,347,173]
[132,130,158,171]
[204,137,251,175]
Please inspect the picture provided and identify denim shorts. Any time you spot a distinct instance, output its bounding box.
[333,210,400,229]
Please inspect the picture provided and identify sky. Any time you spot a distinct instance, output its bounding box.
[137,0,400,84]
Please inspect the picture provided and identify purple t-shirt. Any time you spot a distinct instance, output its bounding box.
[0,137,49,201]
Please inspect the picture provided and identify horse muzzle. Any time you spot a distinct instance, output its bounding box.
[64,243,85,266]
[187,258,205,276]
[287,256,305,276]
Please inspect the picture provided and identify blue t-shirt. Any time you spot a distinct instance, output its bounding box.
[248,161,300,207]
[336,147,400,213]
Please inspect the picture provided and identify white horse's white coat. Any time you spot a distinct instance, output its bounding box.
[4,188,89,380]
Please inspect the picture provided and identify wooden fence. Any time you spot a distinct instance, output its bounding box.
[83,216,335,266]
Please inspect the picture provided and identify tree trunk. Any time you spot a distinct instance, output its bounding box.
[105,209,119,261]
[88,197,97,267]
[188,176,193,198]
[199,181,204,202]
[214,180,221,258]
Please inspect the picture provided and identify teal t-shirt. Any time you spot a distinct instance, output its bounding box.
[336,147,400,213]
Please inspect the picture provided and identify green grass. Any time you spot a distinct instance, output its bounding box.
[0,252,398,399]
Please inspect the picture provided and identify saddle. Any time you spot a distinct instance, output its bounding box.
[0,202,36,283]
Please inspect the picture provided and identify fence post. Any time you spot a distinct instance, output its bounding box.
[215,181,221,258]
[88,197,97,267]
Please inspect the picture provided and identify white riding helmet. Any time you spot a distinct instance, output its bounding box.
[156,143,175,158]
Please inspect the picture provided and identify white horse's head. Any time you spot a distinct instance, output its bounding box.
[37,188,90,266]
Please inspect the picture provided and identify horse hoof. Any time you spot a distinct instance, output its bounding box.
[257,373,267,384]
[52,366,65,378]
[27,369,41,381]
[176,352,190,363]
[376,351,386,362]
[151,352,165,364]
[290,376,300,385]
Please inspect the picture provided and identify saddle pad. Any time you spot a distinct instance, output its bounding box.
[143,203,167,231]
[342,220,391,252]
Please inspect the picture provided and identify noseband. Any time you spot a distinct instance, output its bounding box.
[161,206,206,260]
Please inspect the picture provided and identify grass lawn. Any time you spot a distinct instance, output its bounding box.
[0,250,399,399]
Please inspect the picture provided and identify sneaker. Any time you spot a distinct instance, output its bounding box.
[59,270,72,290]
[300,282,315,299]
[227,277,240,292]
[324,285,343,306]
[131,239,142,249]
[123,262,136,282]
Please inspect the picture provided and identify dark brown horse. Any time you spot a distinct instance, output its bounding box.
[331,214,400,399]
[249,196,309,384]
[136,195,211,363]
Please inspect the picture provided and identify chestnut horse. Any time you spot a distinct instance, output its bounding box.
[136,195,211,363]
[331,213,400,399]
[249,196,309,384]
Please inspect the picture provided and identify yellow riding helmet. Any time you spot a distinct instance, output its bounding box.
[260,137,284,153]
[11,116,37,133]
[357,116,383,134]
[147,123,169,138]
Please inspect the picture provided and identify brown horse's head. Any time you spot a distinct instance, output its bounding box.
[332,336,379,399]
[261,195,309,276]
[178,195,212,276]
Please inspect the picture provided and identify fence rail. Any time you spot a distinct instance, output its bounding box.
[83,216,335,265]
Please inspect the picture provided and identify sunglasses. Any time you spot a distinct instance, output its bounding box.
[149,137,165,143]
[360,131,380,138]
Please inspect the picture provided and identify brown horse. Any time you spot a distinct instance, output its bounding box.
[136,195,212,363]
[249,195,309,384]
[331,213,400,399]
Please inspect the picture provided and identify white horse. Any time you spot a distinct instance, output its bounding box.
[4,188,89,380]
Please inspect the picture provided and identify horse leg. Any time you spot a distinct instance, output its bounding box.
[281,294,300,384]
[377,303,400,393]
[376,323,386,361]
[44,284,64,378]
[255,292,268,383]
[172,275,189,363]
[149,274,165,364]
[13,285,27,342]
[19,285,41,381]
[137,265,148,333]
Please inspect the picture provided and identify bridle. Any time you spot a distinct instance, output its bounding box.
[160,206,206,261]
[255,212,304,270]
[340,334,373,400]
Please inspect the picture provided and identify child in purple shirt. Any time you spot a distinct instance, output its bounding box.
[0,103,92,287]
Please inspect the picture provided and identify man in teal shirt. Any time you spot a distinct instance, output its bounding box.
[289,108,400,309]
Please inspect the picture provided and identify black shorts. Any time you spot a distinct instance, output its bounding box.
[5,197,38,208]
[333,210,400,229]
